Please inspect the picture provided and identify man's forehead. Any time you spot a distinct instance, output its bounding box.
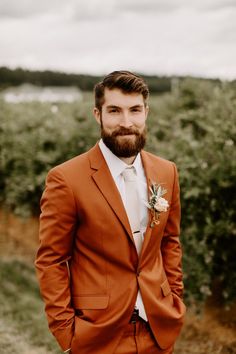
[103,88,144,106]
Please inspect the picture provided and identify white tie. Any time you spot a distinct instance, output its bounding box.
[122,167,147,321]
[122,167,142,256]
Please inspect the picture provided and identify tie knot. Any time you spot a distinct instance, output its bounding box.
[122,167,136,182]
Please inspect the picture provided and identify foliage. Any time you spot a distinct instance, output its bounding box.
[0,93,98,216]
[0,259,60,353]
[148,79,236,304]
[0,79,235,305]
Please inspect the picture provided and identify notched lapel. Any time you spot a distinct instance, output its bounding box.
[140,151,168,259]
[141,151,171,256]
[139,151,156,258]
[88,145,134,244]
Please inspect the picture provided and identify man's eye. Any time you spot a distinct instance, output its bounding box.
[109,109,118,113]
[131,108,141,112]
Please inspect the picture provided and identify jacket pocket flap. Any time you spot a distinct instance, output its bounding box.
[72,295,109,309]
[161,279,171,297]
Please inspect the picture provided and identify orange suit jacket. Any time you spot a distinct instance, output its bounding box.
[35,143,186,354]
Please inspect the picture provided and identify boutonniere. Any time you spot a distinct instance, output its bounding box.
[145,182,169,228]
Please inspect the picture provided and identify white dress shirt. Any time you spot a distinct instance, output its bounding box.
[99,139,149,321]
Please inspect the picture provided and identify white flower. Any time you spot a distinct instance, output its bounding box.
[145,182,169,228]
[154,197,169,212]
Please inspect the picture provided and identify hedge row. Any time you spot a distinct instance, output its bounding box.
[1,80,235,304]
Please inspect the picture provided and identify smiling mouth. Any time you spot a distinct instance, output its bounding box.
[119,133,133,136]
[117,134,136,139]
[117,133,136,136]
[113,128,138,137]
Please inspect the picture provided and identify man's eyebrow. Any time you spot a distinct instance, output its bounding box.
[106,105,120,109]
[106,104,144,109]
[130,104,144,109]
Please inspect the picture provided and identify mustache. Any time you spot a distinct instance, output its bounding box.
[112,127,139,137]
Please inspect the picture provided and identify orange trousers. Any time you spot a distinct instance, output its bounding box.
[114,319,173,354]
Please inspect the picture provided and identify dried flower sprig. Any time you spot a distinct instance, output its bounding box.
[145,183,169,228]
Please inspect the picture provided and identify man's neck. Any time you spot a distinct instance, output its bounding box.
[119,155,137,165]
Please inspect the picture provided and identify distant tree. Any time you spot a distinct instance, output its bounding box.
[0,67,175,93]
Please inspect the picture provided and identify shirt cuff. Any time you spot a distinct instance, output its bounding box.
[64,349,71,353]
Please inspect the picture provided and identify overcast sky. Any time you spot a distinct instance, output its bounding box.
[0,0,235,79]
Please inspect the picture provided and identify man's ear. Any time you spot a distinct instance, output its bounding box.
[93,107,101,125]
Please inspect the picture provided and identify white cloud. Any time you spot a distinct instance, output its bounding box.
[1,0,235,20]
[0,0,65,18]
[0,0,235,79]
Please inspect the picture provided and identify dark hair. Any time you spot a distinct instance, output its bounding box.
[94,70,149,111]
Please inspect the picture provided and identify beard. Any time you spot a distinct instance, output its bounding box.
[101,124,147,158]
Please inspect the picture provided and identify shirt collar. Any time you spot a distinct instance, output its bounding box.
[98,139,142,179]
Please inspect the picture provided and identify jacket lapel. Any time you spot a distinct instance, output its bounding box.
[139,150,156,258]
[88,144,134,245]
[139,150,167,259]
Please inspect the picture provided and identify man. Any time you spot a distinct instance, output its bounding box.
[35,71,186,354]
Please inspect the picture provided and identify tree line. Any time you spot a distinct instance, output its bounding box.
[0,66,230,94]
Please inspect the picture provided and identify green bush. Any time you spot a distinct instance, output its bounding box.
[1,80,235,305]
[148,79,236,304]
[0,94,98,216]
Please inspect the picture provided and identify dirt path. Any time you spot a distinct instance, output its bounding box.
[175,307,236,354]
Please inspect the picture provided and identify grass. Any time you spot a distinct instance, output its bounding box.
[0,258,235,354]
[0,258,60,354]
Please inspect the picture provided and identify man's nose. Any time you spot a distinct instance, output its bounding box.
[119,112,133,128]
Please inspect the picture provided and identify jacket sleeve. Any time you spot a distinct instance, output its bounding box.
[35,167,77,351]
[161,163,184,299]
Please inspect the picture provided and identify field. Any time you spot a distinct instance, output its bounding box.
[0,78,236,353]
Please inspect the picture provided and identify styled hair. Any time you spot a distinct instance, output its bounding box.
[94,70,149,111]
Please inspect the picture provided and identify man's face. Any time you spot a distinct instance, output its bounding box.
[94,88,149,158]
